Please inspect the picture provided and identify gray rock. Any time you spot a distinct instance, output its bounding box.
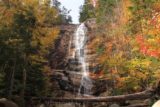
[109,104,120,107]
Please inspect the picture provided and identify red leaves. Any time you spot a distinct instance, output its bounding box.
[136,35,144,44]
[140,45,149,54]
[89,71,105,79]
[136,35,160,58]
[147,50,160,58]
[136,35,147,54]
[150,16,157,26]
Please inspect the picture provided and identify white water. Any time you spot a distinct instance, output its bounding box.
[73,23,93,95]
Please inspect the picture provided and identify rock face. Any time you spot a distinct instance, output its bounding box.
[49,20,109,98]
[49,24,77,69]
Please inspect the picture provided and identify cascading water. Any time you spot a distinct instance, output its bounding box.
[73,23,93,95]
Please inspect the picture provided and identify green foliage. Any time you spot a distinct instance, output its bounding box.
[59,7,72,24]
[96,45,105,55]
[85,0,160,95]
[96,0,118,24]
[128,0,156,34]
[0,0,70,100]
[79,0,95,22]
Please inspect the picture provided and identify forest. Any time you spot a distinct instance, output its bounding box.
[0,0,160,107]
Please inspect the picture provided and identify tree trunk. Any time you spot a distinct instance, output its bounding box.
[20,68,27,107]
[8,59,16,100]
[125,103,148,107]
[32,88,155,103]
[8,68,15,99]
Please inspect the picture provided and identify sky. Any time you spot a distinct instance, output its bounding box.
[58,0,85,24]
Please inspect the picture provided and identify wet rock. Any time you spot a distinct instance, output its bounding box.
[49,22,108,97]
[49,24,77,69]
[91,80,107,96]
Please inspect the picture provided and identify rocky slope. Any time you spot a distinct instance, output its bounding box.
[48,19,112,99]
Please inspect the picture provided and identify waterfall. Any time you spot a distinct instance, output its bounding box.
[73,23,93,95]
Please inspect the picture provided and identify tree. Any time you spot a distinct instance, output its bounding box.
[80,0,160,95]
[0,0,70,106]
[79,0,95,22]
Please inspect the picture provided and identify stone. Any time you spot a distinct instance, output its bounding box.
[109,104,120,107]
[49,22,108,98]
[39,104,45,107]
[152,100,160,107]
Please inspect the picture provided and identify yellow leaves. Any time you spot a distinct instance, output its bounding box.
[132,46,139,52]
[128,69,147,81]
[0,8,15,26]
[40,27,59,48]
[22,0,39,6]
[98,54,107,64]
[35,5,58,24]
[88,37,101,49]
[147,38,156,45]
[136,71,147,80]
[153,69,160,79]
[98,52,127,81]
[108,52,125,66]
[29,54,47,65]
[43,66,52,74]
[147,29,159,36]
[5,39,22,46]
[31,27,59,57]
[121,0,132,24]
[152,2,160,11]
[141,61,151,67]
[129,58,151,69]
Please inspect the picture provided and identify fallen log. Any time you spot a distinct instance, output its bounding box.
[32,88,155,103]
[124,103,149,107]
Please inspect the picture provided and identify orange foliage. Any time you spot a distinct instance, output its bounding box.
[89,71,106,79]
[136,35,160,58]
[135,11,160,58]
[152,2,160,11]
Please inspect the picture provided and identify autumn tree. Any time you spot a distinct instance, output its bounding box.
[79,0,160,95]
[0,0,71,106]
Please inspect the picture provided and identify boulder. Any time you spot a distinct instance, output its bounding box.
[152,100,160,107]
[0,98,18,107]
[109,104,120,107]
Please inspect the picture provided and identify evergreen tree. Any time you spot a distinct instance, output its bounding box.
[79,0,95,22]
